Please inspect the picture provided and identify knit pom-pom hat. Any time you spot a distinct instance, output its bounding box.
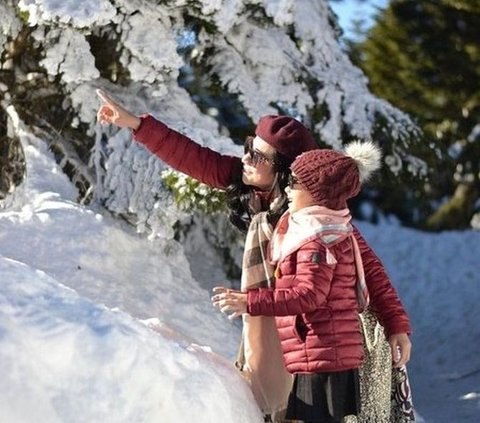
[255,115,318,162]
[291,141,382,210]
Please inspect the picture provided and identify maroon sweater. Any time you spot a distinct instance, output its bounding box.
[133,115,412,338]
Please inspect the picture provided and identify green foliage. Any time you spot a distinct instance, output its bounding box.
[16,7,29,24]
[161,169,226,214]
[442,0,480,13]
[351,0,480,229]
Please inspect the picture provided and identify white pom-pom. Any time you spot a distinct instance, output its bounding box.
[344,141,382,183]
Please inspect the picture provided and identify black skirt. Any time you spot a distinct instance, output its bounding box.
[285,369,360,423]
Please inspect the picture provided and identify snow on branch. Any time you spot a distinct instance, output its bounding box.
[0,2,22,51]
[18,0,116,28]
[293,0,419,145]
[34,27,99,84]
[116,7,184,87]
[198,0,420,160]
[208,23,314,120]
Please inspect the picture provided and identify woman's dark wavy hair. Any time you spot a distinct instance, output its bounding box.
[225,136,293,232]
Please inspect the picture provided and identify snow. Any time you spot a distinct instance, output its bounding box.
[36,27,100,84]
[117,9,183,84]
[0,118,263,422]
[0,258,261,423]
[355,222,480,422]
[18,0,116,28]
[0,2,21,50]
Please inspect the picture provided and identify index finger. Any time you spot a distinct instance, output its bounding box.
[96,89,116,105]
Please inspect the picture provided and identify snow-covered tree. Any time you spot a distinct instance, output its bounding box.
[1,0,425,245]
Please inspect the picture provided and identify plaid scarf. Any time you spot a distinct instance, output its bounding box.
[241,212,275,290]
[270,205,370,312]
[236,212,293,415]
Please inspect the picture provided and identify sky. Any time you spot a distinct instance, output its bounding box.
[330,0,388,39]
[1,115,479,422]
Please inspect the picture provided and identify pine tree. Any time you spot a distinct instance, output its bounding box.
[353,0,480,229]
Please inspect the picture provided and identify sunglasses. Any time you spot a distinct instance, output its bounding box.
[244,137,275,167]
[288,174,302,189]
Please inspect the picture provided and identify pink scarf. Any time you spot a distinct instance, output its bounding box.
[270,205,369,311]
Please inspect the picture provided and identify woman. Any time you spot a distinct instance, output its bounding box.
[97,90,413,420]
[212,143,382,422]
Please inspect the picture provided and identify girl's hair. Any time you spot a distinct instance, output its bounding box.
[225,137,293,232]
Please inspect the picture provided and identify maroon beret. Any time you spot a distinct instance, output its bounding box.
[255,115,318,161]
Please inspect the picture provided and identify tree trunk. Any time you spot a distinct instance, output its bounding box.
[0,108,25,200]
[426,182,478,230]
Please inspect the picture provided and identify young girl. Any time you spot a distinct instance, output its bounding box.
[212,142,383,422]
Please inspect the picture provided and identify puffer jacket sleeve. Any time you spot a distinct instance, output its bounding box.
[247,240,334,316]
[132,115,243,189]
[353,226,412,337]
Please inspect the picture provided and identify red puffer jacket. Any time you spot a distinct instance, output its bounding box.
[133,115,412,337]
[247,236,363,373]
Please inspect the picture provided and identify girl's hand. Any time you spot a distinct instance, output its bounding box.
[388,333,412,367]
[211,287,247,320]
[96,89,141,130]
